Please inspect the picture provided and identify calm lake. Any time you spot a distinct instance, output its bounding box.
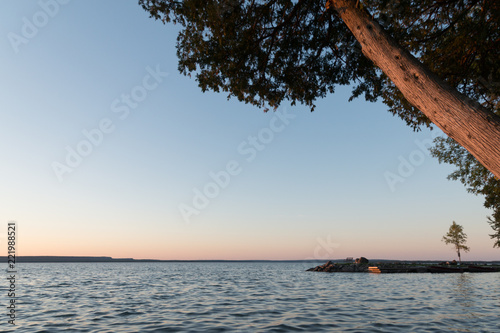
[1,262,499,332]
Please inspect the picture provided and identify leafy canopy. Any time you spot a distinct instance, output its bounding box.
[141,0,380,113]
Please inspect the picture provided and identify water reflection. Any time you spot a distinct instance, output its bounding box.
[453,273,474,309]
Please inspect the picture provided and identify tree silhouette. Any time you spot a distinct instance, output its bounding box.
[442,221,470,264]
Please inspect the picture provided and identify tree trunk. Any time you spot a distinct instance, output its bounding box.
[328,0,500,179]
[458,250,461,265]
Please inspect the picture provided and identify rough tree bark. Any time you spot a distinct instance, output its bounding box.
[328,0,500,179]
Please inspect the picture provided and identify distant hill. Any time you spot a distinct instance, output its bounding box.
[0,256,159,263]
[0,256,328,263]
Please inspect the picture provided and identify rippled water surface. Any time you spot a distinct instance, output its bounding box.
[1,262,500,332]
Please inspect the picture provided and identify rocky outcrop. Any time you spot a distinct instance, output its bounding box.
[307,261,500,273]
[307,260,428,273]
[306,261,369,272]
[355,257,369,264]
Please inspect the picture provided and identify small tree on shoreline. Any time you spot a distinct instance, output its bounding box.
[442,221,470,264]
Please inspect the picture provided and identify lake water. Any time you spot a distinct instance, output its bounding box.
[1,262,499,332]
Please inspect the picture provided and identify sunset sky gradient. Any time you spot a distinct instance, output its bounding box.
[0,0,497,261]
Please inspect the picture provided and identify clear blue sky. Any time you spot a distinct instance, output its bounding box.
[0,0,497,260]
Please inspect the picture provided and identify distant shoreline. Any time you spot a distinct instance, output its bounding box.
[1,256,332,263]
[2,256,500,264]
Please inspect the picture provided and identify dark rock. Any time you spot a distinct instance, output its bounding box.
[355,257,369,264]
[307,261,338,272]
[307,261,371,273]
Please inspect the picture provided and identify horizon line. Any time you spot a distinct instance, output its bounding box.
[2,255,499,263]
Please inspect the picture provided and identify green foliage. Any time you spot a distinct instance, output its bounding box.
[442,221,470,262]
[488,216,500,248]
[140,0,394,115]
[366,0,500,105]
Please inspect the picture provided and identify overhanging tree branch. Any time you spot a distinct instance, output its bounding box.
[327,0,500,179]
